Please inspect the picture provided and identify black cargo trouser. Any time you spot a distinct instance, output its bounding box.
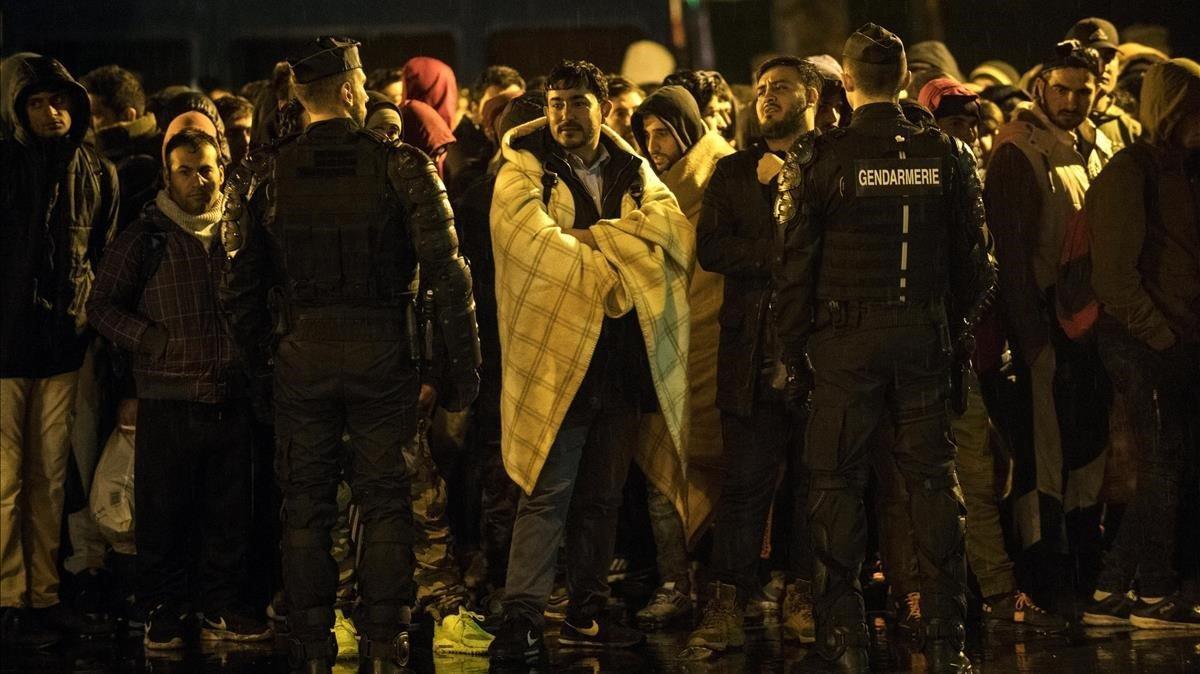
[274,319,419,648]
[803,301,966,648]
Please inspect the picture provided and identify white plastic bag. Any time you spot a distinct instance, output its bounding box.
[89,426,136,551]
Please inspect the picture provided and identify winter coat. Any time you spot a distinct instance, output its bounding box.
[1088,58,1200,347]
[696,141,781,417]
[984,102,1112,363]
[87,201,241,402]
[491,117,693,521]
[639,129,734,541]
[1,53,119,378]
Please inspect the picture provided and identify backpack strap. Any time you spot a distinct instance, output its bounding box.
[541,169,559,207]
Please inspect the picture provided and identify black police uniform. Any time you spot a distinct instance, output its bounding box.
[774,24,993,671]
[219,38,480,671]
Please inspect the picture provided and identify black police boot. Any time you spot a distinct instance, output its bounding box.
[921,619,972,673]
[797,622,869,673]
[359,631,412,674]
[287,634,337,674]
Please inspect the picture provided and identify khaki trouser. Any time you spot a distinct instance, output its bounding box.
[1,370,80,608]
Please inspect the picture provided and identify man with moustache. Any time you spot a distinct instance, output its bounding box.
[89,127,272,651]
[487,60,691,662]
[1,52,119,651]
[683,56,823,659]
[629,85,734,631]
[985,41,1113,602]
[219,37,480,673]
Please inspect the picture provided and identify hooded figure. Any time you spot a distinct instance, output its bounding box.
[908,40,964,81]
[1089,58,1200,348]
[399,98,456,177]
[157,90,230,165]
[1081,58,1200,629]
[1,53,119,377]
[632,85,734,539]
[0,53,118,623]
[403,56,458,130]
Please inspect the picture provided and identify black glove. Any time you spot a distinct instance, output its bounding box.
[784,354,815,418]
[439,369,480,412]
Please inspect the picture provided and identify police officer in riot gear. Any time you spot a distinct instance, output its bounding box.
[774,24,993,673]
[219,37,480,674]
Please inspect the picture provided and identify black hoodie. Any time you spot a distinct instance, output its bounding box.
[631,84,705,163]
[1,53,119,378]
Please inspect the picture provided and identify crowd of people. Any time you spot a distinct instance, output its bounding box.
[1,13,1197,674]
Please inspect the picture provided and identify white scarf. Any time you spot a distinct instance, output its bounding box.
[155,189,225,249]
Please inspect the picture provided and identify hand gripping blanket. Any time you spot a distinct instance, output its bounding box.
[490,118,694,523]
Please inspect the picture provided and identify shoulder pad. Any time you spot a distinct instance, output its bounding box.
[354,127,392,145]
[816,126,849,147]
[786,130,819,168]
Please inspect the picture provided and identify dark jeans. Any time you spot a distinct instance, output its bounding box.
[502,409,638,626]
[135,397,252,614]
[709,396,809,604]
[274,333,418,644]
[804,303,966,629]
[1095,325,1198,598]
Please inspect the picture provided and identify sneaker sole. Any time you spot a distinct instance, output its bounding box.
[433,639,492,655]
[985,617,1069,633]
[1129,615,1200,630]
[557,637,644,648]
[144,635,185,650]
[200,627,273,642]
[1081,612,1130,626]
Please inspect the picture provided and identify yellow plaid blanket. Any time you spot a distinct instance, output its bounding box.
[638,131,733,542]
[491,118,693,521]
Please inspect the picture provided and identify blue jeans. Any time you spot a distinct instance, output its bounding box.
[502,410,639,625]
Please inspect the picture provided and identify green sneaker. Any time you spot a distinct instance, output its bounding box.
[434,607,494,655]
[333,609,358,659]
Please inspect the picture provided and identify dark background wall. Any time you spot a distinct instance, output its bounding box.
[2,0,1194,90]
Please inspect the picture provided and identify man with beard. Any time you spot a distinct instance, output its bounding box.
[683,56,822,660]
[775,24,992,672]
[1065,17,1143,151]
[219,37,480,674]
[487,60,691,662]
[88,127,272,651]
[1,52,118,651]
[985,41,1113,605]
[628,86,734,631]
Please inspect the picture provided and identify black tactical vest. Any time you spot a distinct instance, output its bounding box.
[816,117,953,304]
[273,120,416,308]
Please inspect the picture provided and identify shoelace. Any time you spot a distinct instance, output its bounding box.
[699,599,738,628]
[905,592,922,620]
[1013,592,1047,614]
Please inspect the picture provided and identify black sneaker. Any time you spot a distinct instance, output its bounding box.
[1082,591,1136,626]
[1129,593,1200,630]
[200,607,274,642]
[982,591,1068,632]
[559,614,644,649]
[488,612,543,662]
[0,607,61,651]
[71,570,116,636]
[144,604,189,650]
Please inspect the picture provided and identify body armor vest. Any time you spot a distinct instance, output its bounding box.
[273,125,416,308]
[817,125,953,304]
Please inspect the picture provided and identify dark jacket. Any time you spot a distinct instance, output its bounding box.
[1,53,119,378]
[453,171,501,423]
[1088,59,1200,347]
[94,113,161,231]
[697,142,781,417]
[87,201,241,402]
